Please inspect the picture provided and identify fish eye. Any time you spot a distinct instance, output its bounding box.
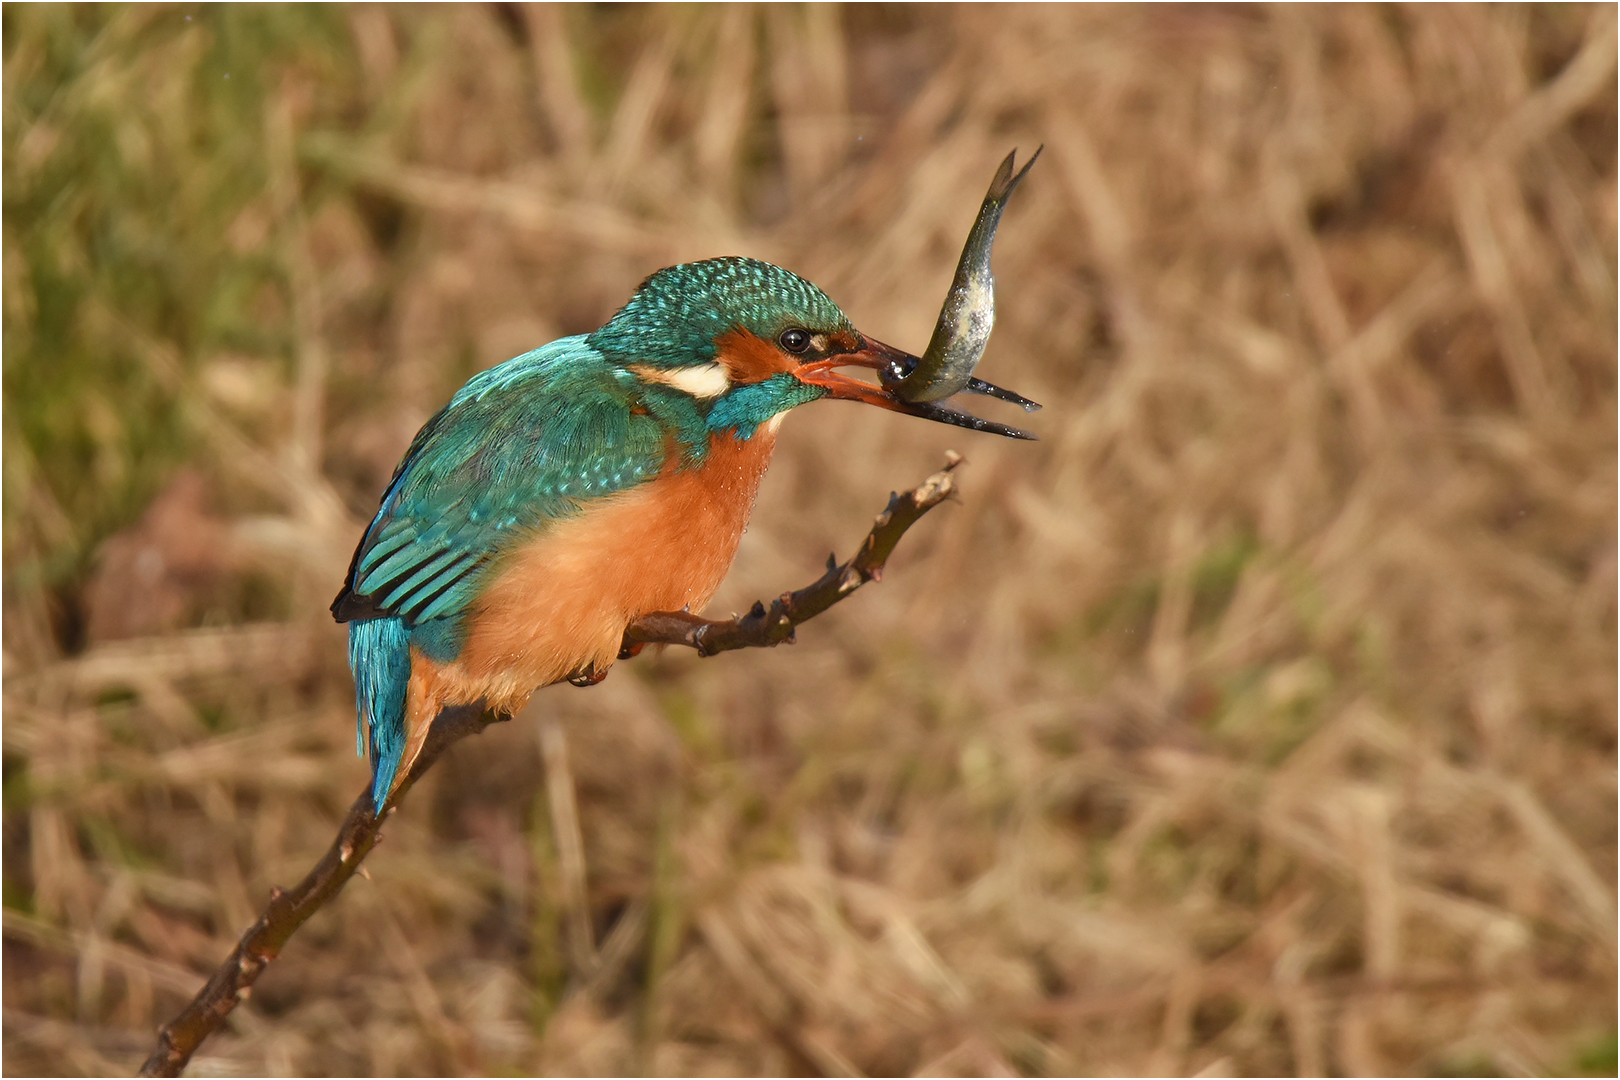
[778,328,811,353]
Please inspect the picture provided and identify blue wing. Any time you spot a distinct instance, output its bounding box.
[331,336,670,642]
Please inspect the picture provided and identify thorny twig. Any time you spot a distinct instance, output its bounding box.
[137,454,963,1077]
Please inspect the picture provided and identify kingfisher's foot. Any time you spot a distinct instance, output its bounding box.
[566,663,611,687]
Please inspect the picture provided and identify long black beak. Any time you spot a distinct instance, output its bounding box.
[794,337,1039,440]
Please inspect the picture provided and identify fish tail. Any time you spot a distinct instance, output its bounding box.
[348,616,412,811]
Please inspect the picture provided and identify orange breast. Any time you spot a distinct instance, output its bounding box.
[416,428,779,717]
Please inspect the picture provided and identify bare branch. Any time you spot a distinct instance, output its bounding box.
[137,702,497,1077]
[137,455,962,1077]
[621,451,962,656]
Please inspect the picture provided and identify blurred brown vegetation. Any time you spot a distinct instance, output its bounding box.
[4,4,1616,1076]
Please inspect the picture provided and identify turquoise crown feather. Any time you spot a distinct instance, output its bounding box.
[587,256,852,367]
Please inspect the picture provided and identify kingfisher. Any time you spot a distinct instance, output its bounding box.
[332,257,1033,811]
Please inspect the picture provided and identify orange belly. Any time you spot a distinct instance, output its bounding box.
[403,429,777,752]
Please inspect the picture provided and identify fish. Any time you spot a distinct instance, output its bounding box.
[882,147,1043,409]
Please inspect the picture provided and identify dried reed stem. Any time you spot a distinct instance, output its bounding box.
[137,455,963,1077]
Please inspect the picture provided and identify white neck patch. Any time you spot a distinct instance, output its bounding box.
[628,363,731,399]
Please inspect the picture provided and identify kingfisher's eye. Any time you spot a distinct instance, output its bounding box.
[778,328,811,353]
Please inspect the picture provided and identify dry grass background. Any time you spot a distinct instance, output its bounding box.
[4,4,1617,1076]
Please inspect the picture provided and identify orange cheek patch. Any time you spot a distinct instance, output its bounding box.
[715,328,797,384]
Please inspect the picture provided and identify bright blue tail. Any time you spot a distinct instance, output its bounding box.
[348,617,412,811]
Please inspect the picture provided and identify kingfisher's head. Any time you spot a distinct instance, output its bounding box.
[586,257,1030,439]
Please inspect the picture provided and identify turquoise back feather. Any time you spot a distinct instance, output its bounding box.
[335,337,674,648]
